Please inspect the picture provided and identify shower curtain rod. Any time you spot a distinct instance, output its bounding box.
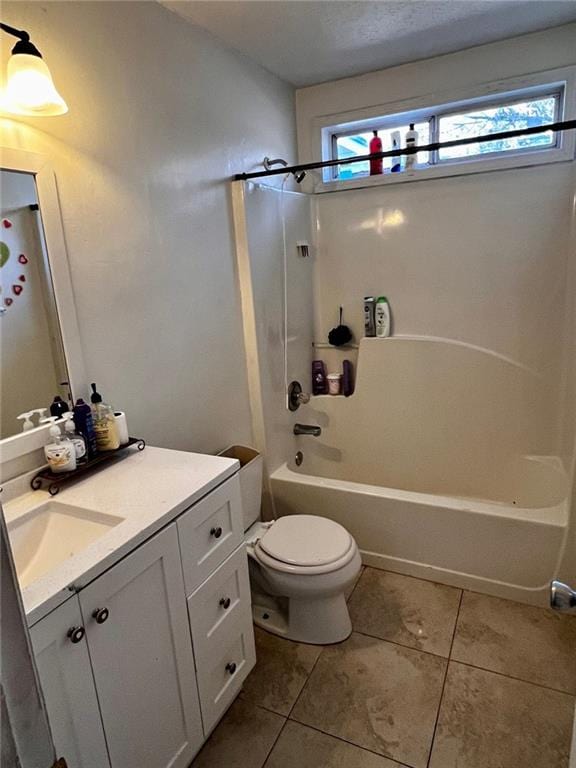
[234,119,576,181]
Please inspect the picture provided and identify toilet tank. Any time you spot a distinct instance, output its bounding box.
[218,446,263,531]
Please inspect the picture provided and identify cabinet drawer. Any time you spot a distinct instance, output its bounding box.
[194,616,256,735]
[178,475,243,595]
[187,545,252,661]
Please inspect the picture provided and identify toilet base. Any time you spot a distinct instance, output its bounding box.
[251,591,352,645]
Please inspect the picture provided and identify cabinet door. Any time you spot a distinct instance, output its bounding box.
[79,524,203,768]
[30,596,110,768]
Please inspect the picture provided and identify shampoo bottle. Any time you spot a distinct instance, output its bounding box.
[312,360,328,395]
[73,398,98,458]
[364,296,376,337]
[50,395,69,418]
[375,296,391,338]
[405,123,419,170]
[369,130,383,176]
[391,132,401,173]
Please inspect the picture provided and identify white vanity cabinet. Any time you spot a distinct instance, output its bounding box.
[29,472,255,768]
[30,596,109,768]
[78,524,203,768]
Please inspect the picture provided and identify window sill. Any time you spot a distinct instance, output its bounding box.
[316,146,574,193]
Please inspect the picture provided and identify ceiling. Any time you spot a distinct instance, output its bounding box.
[164,1,576,87]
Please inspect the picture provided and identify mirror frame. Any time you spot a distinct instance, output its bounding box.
[1,147,86,463]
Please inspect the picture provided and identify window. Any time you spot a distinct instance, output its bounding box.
[327,85,564,182]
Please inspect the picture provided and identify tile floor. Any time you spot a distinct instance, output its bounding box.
[191,566,576,768]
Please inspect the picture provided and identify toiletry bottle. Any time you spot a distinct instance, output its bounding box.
[62,412,87,463]
[342,360,355,397]
[405,123,418,170]
[391,132,401,172]
[312,360,328,395]
[73,398,98,458]
[375,296,391,338]
[369,130,383,176]
[17,412,35,431]
[90,383,120,451]
[364,296,376,337]
[34,408,47,426]
[43,418,76,473]
[50,395,69,418]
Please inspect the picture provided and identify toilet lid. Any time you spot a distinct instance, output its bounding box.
[259,515,352,567]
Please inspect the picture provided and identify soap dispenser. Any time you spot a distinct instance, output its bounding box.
[43,417,76,473]
[17,411,35,431]
[62,412,87,463]
[90,383,120,451]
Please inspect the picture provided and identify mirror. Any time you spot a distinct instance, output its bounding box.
[1,169,70,439]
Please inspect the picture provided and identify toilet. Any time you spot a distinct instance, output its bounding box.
[245,516,362,645]
[225,444,361,644]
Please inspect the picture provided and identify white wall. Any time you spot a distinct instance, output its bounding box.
[295,23,576,459]
[0,1,296,454]
[296,23,576,167]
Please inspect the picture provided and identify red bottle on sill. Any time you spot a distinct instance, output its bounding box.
[369,130,383,175]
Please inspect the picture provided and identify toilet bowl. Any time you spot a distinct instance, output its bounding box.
[245,515,362,645]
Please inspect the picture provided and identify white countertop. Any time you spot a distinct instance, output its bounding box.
[2,446,239,626]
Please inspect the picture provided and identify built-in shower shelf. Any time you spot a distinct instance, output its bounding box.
[312,394,349,399]
[313,342,359,349]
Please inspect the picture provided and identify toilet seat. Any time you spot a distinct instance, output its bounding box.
[253,515,356,575]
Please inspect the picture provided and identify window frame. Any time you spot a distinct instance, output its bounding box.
[315,68,576,192]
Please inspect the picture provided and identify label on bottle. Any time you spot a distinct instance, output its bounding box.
[47,444,74,471]
[94,417,120,451]
[70,436,87,460]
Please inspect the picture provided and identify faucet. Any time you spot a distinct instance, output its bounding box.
[293,423,321,437]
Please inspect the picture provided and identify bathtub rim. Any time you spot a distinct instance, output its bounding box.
[271,462,568,528]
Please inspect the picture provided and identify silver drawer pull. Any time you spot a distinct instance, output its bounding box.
[210,526,223,539]
[225,662,237,675]
[220,597,231,610]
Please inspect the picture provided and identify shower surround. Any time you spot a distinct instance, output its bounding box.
[233,157,575,606]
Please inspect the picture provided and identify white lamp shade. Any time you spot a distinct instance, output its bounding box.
[3,53,68,116]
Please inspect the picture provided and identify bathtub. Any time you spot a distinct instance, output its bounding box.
[271,459,568,606]
[271,338,569,606]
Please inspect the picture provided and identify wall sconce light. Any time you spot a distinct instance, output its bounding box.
[0,22,67,116]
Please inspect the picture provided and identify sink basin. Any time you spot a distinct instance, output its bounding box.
[8,502,125,589]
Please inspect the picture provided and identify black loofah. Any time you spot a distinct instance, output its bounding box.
[328,306,352,347]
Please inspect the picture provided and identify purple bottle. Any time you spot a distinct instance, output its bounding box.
[342,360,355,397]
[312,360,328,395]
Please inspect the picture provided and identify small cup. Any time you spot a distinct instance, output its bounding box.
[327,373,342,395]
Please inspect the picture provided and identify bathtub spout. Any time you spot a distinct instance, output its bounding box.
[294,424,321,437]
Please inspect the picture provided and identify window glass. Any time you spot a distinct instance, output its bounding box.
[335,121,430,179]
[437,96,557,161]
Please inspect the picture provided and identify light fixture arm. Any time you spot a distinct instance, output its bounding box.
[0,22,42,57]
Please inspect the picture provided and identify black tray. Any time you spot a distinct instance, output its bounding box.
[31,437,145,496]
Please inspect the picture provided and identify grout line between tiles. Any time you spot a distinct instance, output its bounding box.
[425,588,464,768]
[447,658,576,698]
[285,714,416,768]
[285,642,327,720]
[260,713,289,768]
[352,628,452,661]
